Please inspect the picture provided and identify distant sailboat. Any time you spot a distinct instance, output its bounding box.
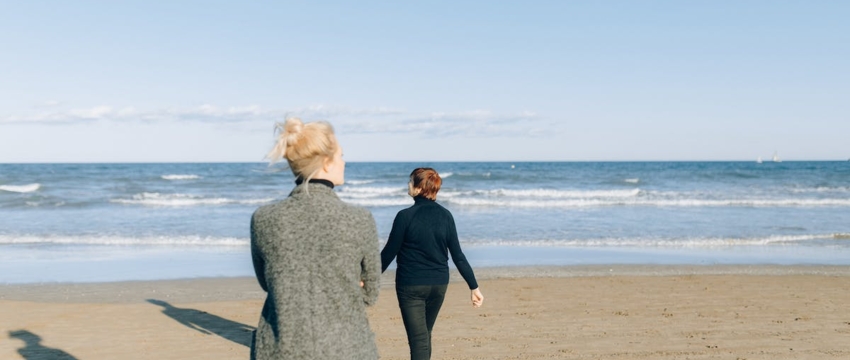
[756,156,762,164]
[772,151,781,163]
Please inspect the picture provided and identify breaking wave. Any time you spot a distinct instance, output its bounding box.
[111,193,274,207]
[467,234,848,248]
[0,184,41,193]
[161,174,201,180]
[0,235,247,247]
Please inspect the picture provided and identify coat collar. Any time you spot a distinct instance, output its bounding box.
[294,178,334,189]
[413,195,434,203]
[290,181,338,197]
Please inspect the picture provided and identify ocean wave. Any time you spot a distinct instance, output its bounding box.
[341,198,414,207]
[343,188,641,201]
[3,233,844,248]
[444,197,850,208]
[624,178,640,184]
[649,199,850,207]
[445,198,630,208]
[23,201,66,208]
[337,186,406,199]
[0,235,248,247]
[345,179,376,185]
[111,192,274,207]
[441,172,453,178]
[465,234,844,248]
[334,186,850,208]
[474,188,641,199]
[161,174,201,180]
[0,183,41,193]
[789,186,850,193]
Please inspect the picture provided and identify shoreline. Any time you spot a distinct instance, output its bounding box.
[5,243,850,284]
[3,264,849,303]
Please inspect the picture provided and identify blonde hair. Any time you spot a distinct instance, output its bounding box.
[266,117,338,182]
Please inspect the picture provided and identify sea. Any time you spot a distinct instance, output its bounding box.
[1,161,849,284]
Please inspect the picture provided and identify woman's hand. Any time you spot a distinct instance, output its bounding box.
[471,288,483,308]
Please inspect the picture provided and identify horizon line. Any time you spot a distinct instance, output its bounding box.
[2,159,849,165]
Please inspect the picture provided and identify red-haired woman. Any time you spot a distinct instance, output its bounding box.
[381,167,483,360]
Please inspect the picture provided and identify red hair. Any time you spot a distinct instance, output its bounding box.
[410,167,442,200]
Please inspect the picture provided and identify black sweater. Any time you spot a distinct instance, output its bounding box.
[381,196,478,289]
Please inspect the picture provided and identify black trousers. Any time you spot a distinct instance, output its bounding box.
[396,284,449,360]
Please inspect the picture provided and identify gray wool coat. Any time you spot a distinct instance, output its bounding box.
[250,182,381,360]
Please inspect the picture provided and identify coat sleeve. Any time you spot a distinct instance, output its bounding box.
[360,212,381,306]
[380,212,406,272]
[250,212,268,292]
[446,211,479,290]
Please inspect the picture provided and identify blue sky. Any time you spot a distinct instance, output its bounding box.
[1,1,848,162]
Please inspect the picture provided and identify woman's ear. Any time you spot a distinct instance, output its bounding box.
[322,156,333,172]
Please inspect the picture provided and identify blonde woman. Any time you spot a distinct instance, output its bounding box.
[250,117,381,359]
[381,167,483,360]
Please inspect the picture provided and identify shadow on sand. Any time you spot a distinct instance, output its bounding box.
[8,330,79,360]
[146,299,255,347]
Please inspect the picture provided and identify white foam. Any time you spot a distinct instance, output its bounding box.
[474,188,641,199]
[337,187,405,198]
[0,183,41,193]
[445,197,850,208]
[339,186,402,194]
[440,172,453,178]
[333,185,850,209]
[2,233,841,249]
[161,174,201,180]
[111,192,274,207]
[789,186,850,193]
[341,198,414,207]
[345,179,376,185]
[624,178,640,184]
[447,198,610,208]
[22,201,65,208]
[647,198,850,207]
[0,235,248,247]
[345,187,643,203]
[467,234,838,248]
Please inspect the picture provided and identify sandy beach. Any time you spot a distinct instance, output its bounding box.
[2,265,850,359]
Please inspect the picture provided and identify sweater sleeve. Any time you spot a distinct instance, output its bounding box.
[380,211,406,272]
[446,212,479,290]
[360,212,381,306]
[249,212,268,292]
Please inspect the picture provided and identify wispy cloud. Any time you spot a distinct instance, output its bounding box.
[287,104,405,119]
[38,100,62,108]
[337,110,548,137]
[1,104,399,124]
[1,104,551,137]
[2,105,127,124]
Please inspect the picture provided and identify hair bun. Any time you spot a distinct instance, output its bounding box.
[266,117,305,163]
[282,117,304,146]
[283,117,304,136]
[265,117,337,175]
